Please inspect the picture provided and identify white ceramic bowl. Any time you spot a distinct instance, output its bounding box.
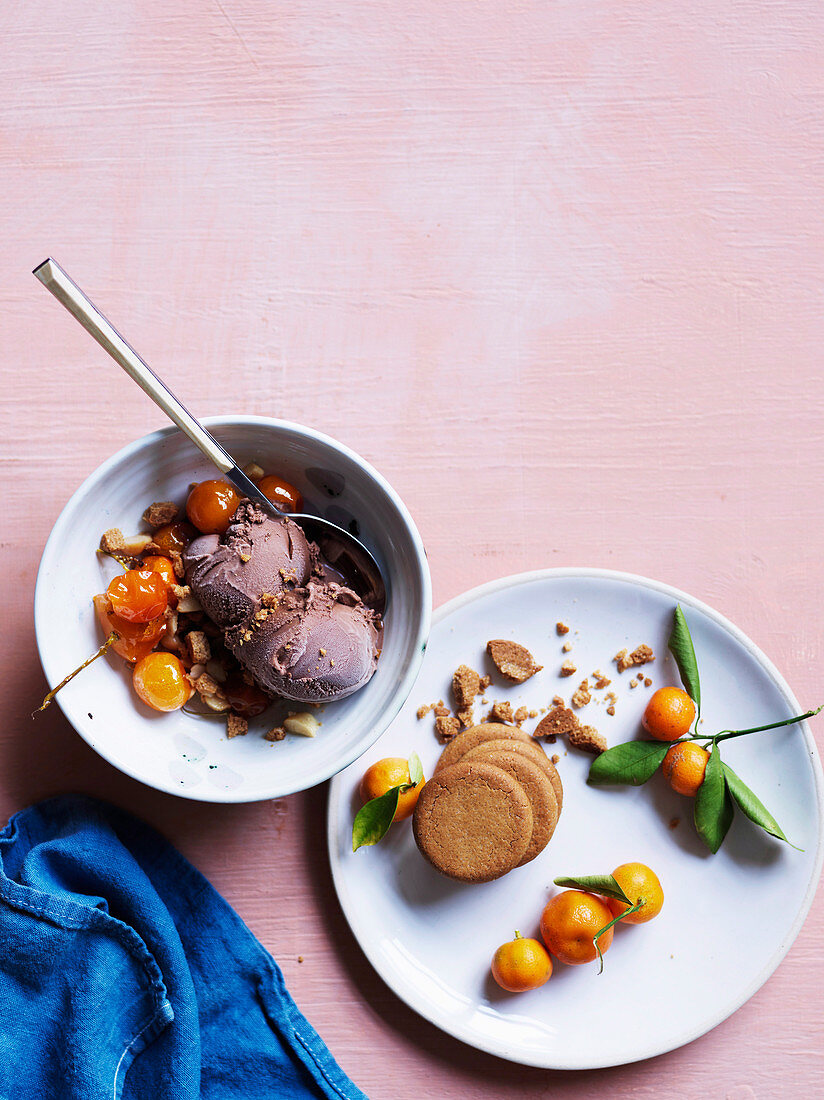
[34,416,431,801]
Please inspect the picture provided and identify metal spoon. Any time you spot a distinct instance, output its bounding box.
[33,258,387,615]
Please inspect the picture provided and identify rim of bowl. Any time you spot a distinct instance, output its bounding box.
[34,415,432,801]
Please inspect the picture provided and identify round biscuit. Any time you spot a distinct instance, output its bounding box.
[464,738,564,814]
[472,749,557,864]
[434,723,533,774]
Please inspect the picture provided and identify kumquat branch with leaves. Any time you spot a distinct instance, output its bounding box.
[587,605,821,853]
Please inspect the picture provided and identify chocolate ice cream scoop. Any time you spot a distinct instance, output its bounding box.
[184,502,382,703]
[227,581,381,702]
[185,501,314,629]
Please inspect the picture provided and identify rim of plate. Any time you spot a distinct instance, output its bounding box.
[327,566,824,1069]
[34,415,432,802]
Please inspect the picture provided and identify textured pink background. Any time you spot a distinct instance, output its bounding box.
[2,2,823,1096]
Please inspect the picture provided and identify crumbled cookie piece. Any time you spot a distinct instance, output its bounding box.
[264,726,287,742]
[528,709,538,719]
[644,677,652,687]
[556,622,570,636]
[169,549,186,579]
[533,706,579,741]
[488,700,514,724]
[551,695,565,707]
[416,704,433,720]
[185,631,211,665]
[636,673,645,683]
[486,639,543,683]
[562,642,573,653]
[142,501,179,528]
[433,702,451,718]
[99,528,125,553]
[614,645,655,673]
[193,672,220,697]
[452,664,481,711]
[550,754,560,765]
[571,680,592,709]
[457,708,474,729]
[629,679,638,689]
[435,715,461,742]
[226,713,249,739]
[568,724,606,755]
[479,674,492,692]
[592,670,612,690]
[606,705,616,716]
[560,660,577,678]
[513,706,529,725]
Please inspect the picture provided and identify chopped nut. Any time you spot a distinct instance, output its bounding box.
[122,533,153,556]
[533,706,579,741]
[99,528,125,553]
[488,700,514,724]
[571,680,592,709]
[189,663,206,680]
[284,712,320,738]
[435,715,461,742]
[264,726,287,742]
[556,622,570,636]
[185,631,211,665]
[560,660,577,678]
[142,501,179,528]
[568,724,606,754]
[452,664,482,709]
[205,659,227,683]
[486,639,543,683]
[203,693,231,713]
[227,713,249,739]
[243,461,265,482]
[416,704,433,720]
[177,595,202,614]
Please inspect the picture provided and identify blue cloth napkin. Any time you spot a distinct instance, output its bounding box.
[0,794,367,1100]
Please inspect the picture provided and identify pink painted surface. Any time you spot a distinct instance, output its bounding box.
[2,2,823,1095]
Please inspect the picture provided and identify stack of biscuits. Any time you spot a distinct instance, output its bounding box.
[412,723,563,883]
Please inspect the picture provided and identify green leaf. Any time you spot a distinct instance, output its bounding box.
[587,740,669,786]
[408,752,424,786]
[668,605,701,718]
[694,744,733,853]
[553,874,632,905]
[352,787,400,852]
[722,764,800,849]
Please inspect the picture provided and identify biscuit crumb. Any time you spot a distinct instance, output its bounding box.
[193,672,220,697]
[226,713,249,739]
[452,664,482,709]
[185,631,211,665]
[568,724,606,754]
[551,754,560,765]
[669,817,680,830]
[551,695,565,707]
[169,549,186,579]
[644,677,653,687]
[562,642,573,653]
[614,645,655,673]
[528,709,538,719]
[533,706,579,741]
[435,715,461,742]
[513,706,529,725]
[142,501,179,528]
[486,639,543,683]
[488,700,514,724]
[457,708,474,729]
[433,703,451,718]
[264,726,286,742]
[560,660,577,678]
[297,955,304,963]
[556,622,570,635]
[606,705,616,716]
[571,679,592,709]
[416,704,432,720]
[479,674,492,691]
[99,528,125,553]
[592,670,612,690]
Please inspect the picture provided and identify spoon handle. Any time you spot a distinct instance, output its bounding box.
[33,257,234,476]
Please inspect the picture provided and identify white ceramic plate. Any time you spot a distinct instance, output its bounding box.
[35,417,431,802]
[327,569,823,1069]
